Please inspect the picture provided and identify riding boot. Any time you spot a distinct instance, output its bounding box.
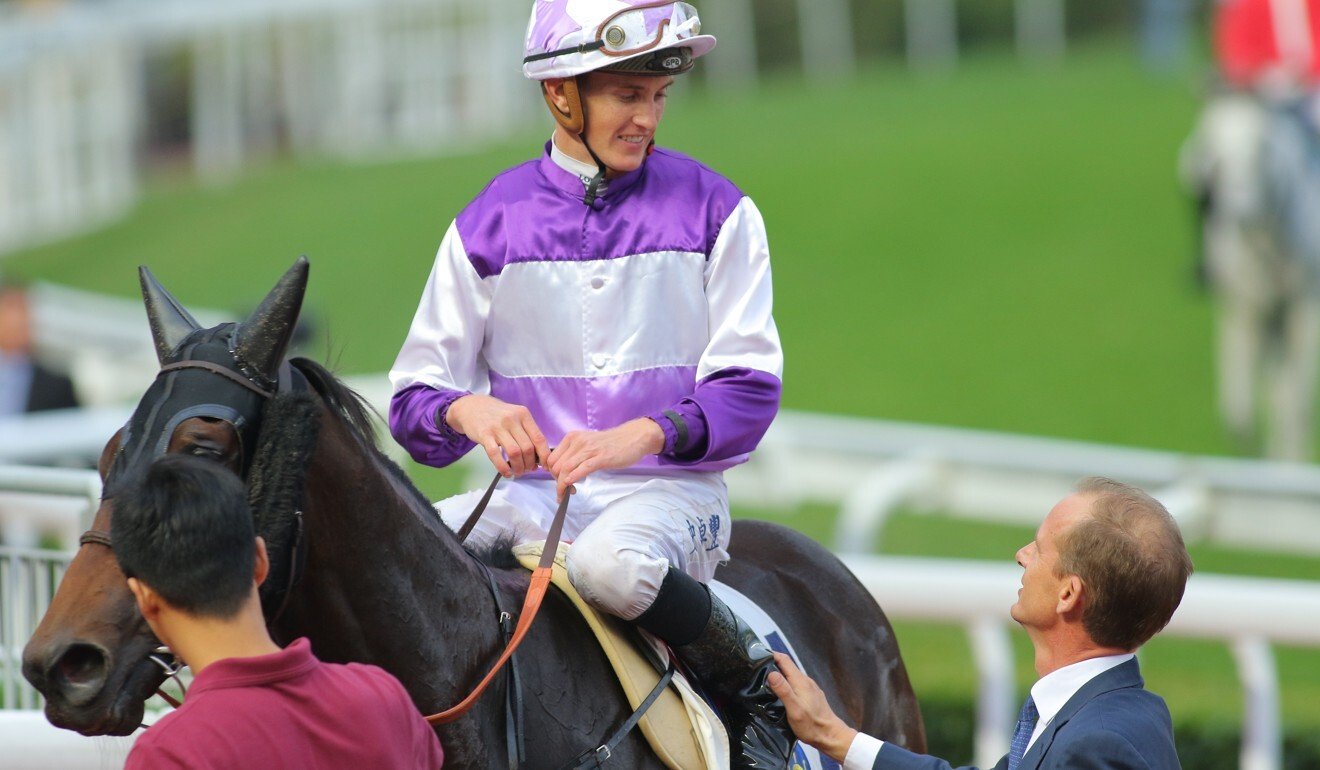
[631,567,796,770]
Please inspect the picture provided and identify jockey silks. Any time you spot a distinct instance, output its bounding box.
[388,142,783,477]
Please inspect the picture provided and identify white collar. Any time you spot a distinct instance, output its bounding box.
[1027,653,1134,749]
[550,134,606,192]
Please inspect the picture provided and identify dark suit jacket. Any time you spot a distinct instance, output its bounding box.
[26,361,79,413]
[875,659,1179,769]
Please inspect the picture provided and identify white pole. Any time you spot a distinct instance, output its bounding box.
[797,0,856,81]
[1232,636,1282,770]
[702,0,758,90]
[191,26,246,181]
[904,0,958,71]
[0,71,18,252]
[969,618,1014,768]
[1014,0,1066,62]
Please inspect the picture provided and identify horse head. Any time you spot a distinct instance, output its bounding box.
[21,258,308,736]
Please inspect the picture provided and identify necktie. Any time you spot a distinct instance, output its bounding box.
[1007,695,1039,770]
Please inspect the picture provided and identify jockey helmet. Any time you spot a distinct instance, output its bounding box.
[523,1,716,81]
[523,0,716,146]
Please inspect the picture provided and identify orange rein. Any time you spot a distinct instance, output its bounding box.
[424,481,570,725]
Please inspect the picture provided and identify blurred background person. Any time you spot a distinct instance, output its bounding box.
[1182,0,1320,462]
[0,280,78,417]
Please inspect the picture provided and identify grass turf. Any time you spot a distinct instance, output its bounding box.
[8,41,1318,736]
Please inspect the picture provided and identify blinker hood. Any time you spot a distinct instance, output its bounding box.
[115,324,266,480]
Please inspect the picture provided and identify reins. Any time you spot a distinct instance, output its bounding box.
[424,473,570,725]
[85,348,663,761]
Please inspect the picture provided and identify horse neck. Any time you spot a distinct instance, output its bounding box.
[272,408,503,708]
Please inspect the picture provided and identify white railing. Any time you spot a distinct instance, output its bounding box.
[0,545,72,712]
[0,0,1074,259]
[0,545,1309,770]
[846,555,1315,770]
[725,411,1320,557]
[0,465,101,549]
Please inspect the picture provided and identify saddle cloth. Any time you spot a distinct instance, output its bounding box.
[512,544,842,770]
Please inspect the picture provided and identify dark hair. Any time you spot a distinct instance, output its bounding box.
[1059,477,1195,650]
[111,454,256,619]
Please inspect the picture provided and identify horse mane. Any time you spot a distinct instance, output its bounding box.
[288,357,437,518]
[285,357,515,567]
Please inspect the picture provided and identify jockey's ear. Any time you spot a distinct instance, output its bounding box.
[543,78,570,113]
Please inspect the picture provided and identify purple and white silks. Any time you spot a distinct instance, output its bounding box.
[388,144,783,476]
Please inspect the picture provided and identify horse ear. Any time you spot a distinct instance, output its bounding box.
[234,256,309,380]
[140,266,203,365]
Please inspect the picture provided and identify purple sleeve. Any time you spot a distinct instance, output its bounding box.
[649,367,781,464]
[388,382,477,468]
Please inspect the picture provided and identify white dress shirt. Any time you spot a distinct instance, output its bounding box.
[841,653,1135,770]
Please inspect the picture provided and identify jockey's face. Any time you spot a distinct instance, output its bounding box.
[555,72,674,177]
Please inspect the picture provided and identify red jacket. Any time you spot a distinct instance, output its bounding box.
[1216,0,1320,86]
[127,638,443,769]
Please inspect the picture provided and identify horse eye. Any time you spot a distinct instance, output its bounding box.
[187,445,221,459]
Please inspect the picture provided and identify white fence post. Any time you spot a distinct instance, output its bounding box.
[1014,0,1066,62]
[796,0,855,81]
[702,0,758,90]
[834,456,940,553]
[904,0,958,71]
[969,618,1014,768]
[192,26,246,181]
[1232,636,1282,770]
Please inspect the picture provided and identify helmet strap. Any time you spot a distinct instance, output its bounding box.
[580,139,608,207]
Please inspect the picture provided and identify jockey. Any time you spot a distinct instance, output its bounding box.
[1182,0,1320,461]
[388,1,791,766]
[1215,0,1320,93]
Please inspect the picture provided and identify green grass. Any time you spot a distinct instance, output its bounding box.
[9,41,1318,741]
[6,42,1224,455]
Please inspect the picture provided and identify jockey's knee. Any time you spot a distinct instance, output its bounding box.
[565,541,668,621]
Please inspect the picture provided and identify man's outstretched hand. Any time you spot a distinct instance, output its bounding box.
[767,652,859,764]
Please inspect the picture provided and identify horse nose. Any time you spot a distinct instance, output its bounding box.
[43,642,111,708]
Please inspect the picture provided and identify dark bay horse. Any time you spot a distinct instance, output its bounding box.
[22,259,925,767]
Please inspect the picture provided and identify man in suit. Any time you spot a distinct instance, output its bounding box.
[0,282,78,416]
[768,476,1193,769]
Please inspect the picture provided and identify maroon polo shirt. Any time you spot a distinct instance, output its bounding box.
[127,638,443,769]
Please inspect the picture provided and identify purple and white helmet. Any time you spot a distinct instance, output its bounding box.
[523,0,717,81]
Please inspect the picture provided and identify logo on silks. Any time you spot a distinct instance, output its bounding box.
[766,632,843,770]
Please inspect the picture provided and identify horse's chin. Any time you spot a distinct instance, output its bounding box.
[44,659,165,737]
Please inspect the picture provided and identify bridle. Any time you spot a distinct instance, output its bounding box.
[80,346,668,767]
[77,344,305,716]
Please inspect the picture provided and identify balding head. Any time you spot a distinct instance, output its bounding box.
[1056,477,1194,650]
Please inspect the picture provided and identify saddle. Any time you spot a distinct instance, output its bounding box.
[512,543,841,770]
[513,543,727,770]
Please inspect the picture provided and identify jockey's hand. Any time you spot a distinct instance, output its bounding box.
[545,418,664,500]
[767,652,858,764]
[446,395,551,478]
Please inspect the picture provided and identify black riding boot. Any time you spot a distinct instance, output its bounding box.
[631,567,796,770]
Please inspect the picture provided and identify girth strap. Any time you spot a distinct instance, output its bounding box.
[562,662,677,769]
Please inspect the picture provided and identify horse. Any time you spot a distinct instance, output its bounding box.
[22,258,925,767]
[1183,89,1320,462]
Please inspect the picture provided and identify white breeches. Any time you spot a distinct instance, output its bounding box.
[436,471,731,620]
